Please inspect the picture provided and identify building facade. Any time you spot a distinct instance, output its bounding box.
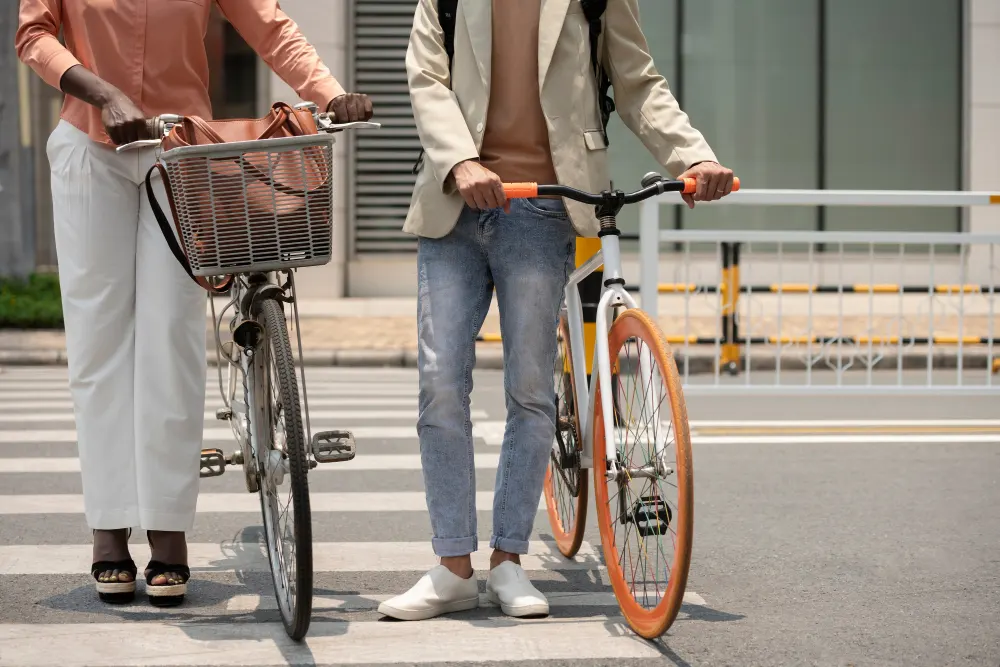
[4,0,998,294]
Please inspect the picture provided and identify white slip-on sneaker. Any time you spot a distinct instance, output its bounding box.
[486,561,549,618]
[377,565,480,621]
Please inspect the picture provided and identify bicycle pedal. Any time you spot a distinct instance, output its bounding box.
[628,496,672,537]
[312,430,356,464]
[200,448,226,478]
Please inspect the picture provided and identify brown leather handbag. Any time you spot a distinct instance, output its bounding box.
[145,102,330,293]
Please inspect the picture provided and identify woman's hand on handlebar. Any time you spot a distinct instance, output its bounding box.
[677,161,736,209]
[57,65,150,146]
[99,91,150,146]
[327,93,374,123]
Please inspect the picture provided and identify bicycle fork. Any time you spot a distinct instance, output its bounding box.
[200,281,357,486]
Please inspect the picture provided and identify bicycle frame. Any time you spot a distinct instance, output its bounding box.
[562,231,649,477]
[508,175,739,478]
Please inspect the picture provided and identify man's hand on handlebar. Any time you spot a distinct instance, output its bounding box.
[678,161,736,209]
[327,93,374,123]
[451,160,510,213]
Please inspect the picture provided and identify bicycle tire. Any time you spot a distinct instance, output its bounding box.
[252,298,313,640]
[592,308,693,639]
[543,314,588,558]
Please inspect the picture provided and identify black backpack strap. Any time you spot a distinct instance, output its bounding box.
[439,0,458,71]
[414,0,460,175]
[581,0,614,145]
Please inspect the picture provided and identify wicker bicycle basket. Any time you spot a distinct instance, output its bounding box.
[157,134,336,277]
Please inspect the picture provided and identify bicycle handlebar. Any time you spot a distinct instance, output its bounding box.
[116,105,380,153]
[503,176,740,206]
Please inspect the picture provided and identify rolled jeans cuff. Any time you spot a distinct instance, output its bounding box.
[489,535,530,555]
[432,535,478,558]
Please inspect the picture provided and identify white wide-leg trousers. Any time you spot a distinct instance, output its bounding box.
[46,120,207,531]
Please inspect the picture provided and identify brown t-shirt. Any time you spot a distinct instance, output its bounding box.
[478,0,559,185]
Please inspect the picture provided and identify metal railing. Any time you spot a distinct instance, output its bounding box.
[638,189,1000,394]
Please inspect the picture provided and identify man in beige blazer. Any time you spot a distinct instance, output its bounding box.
[379,0,734,621]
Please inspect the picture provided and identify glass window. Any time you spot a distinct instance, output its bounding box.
[679,0,821,236]
[824,0,962,233]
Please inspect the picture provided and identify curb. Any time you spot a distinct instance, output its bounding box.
[1,346,992,374]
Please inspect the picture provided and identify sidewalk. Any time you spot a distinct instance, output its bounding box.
[1,298,995,371]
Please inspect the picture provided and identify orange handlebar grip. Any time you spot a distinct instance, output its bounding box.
[682,176,740,195]
[503,183,538,199]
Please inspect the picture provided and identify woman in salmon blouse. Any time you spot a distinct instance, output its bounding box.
[16,0,372,607]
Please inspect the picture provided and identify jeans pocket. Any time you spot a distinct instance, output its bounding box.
[521,197,569,219]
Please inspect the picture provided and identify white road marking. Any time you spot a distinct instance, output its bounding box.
[0,409,484,424]
[0,541,597,575]
[0,618,665,665]
[0,397,420,411]
[225,590,706,612]
[5,426,1000,446]
[0,453,504,474]
[0,491,543,514]
[0,427,419,443]
[0,385,419,398]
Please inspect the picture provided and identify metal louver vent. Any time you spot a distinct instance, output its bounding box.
[353,0,421,254]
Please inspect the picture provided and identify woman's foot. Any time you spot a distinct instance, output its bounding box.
[144,531,190,607]
[91,529,136,603]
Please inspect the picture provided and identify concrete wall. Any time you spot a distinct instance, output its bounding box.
[968,0,1000,285]
[0,4,33,279]
[265,0,352,299]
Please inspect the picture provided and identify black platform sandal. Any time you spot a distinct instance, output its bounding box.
[144,561,190,607]
[91,529,136,603]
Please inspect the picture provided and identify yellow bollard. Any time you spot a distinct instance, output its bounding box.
[575,237,603,377]
[719,243,741,374]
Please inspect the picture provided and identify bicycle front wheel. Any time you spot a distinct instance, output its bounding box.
[592,308,693,639]
[249,298,313,639]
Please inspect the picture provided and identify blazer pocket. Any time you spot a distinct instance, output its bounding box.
[584,130,608,151]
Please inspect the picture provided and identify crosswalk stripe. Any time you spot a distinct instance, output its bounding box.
[0,541,597,574]
[225,590,707,612]
[0,366,693,665]
[0,618,666,665]
[8,426,1000,446]
[0,453,504,474]
[0,385,420,398]
[0,492,543,514]
[0,397,420,411]
[0,409,483,424]
[0,426,421,443]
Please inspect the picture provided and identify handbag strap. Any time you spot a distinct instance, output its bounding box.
[145,164,232,294]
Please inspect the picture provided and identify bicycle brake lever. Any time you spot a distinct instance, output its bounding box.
[115,139,163,154]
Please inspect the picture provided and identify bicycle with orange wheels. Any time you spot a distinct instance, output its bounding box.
[504,173,739,639]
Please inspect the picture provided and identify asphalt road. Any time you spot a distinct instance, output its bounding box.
[0,365,997,666]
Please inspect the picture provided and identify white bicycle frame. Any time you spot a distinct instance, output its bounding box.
[562,232,668,479]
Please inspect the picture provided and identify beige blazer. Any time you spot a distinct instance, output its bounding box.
[403,0,718,239]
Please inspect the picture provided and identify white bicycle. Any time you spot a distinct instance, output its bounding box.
[117,106,380,639]
[504,173,739,638]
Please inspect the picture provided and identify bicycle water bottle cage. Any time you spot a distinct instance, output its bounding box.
[623,495,673,537]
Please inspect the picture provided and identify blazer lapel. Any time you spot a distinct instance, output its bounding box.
[538,0,572,89]
[460,0,492,88]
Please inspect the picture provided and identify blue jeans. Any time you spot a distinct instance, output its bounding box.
[417,199,576,557]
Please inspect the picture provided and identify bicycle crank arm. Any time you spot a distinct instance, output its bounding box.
[312,430,357,464]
